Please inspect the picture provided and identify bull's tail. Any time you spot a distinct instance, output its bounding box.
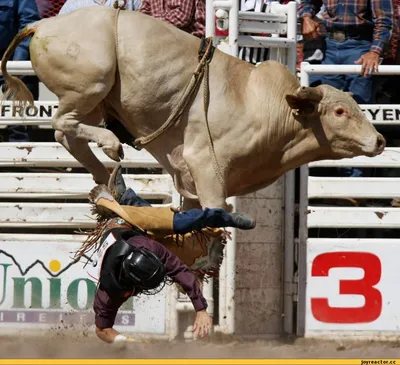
[1,24,39,107]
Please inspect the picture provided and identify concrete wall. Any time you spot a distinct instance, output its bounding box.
[235,177,285,337]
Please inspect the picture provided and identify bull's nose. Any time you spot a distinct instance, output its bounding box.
[376,134,386,152]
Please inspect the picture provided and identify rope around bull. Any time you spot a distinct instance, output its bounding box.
[112,14,227,195]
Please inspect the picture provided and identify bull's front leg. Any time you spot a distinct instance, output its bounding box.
[52,105,124,164]
[55,131,111,185]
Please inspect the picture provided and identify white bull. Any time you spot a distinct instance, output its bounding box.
[1,7,385,210]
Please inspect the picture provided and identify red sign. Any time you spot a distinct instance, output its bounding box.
[311,252,382,324]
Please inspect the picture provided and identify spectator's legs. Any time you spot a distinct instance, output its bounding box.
[343,40,373,104]
[318,38,346,90]
[341,39,373,178]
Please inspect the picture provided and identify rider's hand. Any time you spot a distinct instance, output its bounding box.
[95,326,122,343]
[192,309,212,338]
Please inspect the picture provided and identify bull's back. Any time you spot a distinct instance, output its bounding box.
[29,7,118,97]
[115,12,204,114]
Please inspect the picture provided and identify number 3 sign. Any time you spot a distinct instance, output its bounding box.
[310,252,382,324]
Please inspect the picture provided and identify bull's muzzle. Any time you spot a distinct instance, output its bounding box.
[361,133,386,157]
[375,134,386,154]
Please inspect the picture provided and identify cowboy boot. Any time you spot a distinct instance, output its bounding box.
[173,208,256,234]
[108,164,127,201]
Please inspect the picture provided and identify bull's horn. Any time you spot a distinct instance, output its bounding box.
[295,86,323,101]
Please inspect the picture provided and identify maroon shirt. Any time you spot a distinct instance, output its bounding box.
[93,235,207,329]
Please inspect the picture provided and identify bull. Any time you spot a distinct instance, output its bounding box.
[1,7,385,210]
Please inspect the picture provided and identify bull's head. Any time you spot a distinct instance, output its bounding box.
[286,85,385,158]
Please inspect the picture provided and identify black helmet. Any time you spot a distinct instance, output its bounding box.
[121,247,166,290]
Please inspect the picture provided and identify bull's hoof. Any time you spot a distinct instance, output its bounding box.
[102,146,122,162]
[118,144,125,160]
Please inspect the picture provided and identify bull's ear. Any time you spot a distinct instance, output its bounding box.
[286,94,316,113]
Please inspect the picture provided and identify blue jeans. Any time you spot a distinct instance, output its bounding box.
[310,38,373,103]
[120,188,239,234]
[310,38,372,177]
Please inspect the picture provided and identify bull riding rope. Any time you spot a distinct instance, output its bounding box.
[129,37,228,196]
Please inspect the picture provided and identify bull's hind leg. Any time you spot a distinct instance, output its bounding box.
[52,105,120,184]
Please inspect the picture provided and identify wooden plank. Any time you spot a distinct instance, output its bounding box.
[0,233,86,243]
[309,148,400,168]
[238,11,287,22]
[0,173,174,200]
[0,142,161,168]
[239,21,287,35]
[307,206,400,229]
[0,202,171,229]
[308,177,400,199]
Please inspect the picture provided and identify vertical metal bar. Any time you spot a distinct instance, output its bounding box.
[170,179,182,339]
[218,236,228,330]
[229,0,239,57]
[297,164,309,336]
[225,196,237,334]
[281,2,297,335]
[300,62,310,87]
[286,1,298,74]
[206,0,216,38]
[296,63,310,336]
[283,171,295,334]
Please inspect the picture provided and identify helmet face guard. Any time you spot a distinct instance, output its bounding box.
[121,247,167,291]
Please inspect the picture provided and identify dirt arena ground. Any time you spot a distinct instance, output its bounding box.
[2,332,400,359]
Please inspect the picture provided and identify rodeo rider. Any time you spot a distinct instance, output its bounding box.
[83,165,256,343]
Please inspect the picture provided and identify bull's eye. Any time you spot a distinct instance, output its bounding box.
[335,108,345,116]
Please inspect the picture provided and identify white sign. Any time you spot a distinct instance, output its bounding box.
[0,101,58,120]
[0,240,167,334]
[360,105,400,124]
[306,239,400,335]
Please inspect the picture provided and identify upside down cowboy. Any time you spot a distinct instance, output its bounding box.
[78,165,256,344]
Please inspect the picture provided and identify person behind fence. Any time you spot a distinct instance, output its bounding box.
[297,2,326,66]
[299,0,393,104]
[37,0,67,18]
[138,0,205,38]
[0,0,40,142]
[299,0,393,182]
[58,0,142,14]
[77,165,256,343]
